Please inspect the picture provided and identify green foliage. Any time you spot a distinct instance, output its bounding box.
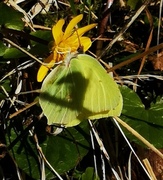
[127,0,142,10]
[0,79,11,100]
[81,167,100,180]
[30,30,52,56]
[3,47,26,59]
[0,41,7,56]
[69,0,77,15]
[120,86,163,148]
[0,2,24,30]
[144,15,159,28]
[30,30,52,42]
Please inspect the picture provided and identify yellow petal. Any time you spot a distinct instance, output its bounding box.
[61,23,96,51]
[63,14,83,40]
[77,23,97,36]
[37,53,55,82]
[63,35,80,51]
[52,19,65,45]
[79,36,92,52]
[63,36,92,52]
[66,41,79,52]
[37,65,49,82]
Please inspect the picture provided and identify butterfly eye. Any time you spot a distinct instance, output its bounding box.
[77,46,84,53]
[73,27,85,54]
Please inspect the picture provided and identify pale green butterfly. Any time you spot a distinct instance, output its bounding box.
[39,53,123,127]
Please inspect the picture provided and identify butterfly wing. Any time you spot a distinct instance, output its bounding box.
[70,54,122,119]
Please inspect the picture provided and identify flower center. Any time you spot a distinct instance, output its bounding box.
[55,46,71,55]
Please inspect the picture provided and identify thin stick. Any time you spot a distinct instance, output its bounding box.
[3,38,44,65]
[89,129,98,177]
[133,27,154,91]
[157,0,163,55]
[107,43,163,72]
[1,86,18,110]
[3,38,56,68]
[9,100,39,119]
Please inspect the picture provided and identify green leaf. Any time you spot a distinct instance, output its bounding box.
[39,54,122,127]
[1,79,11,92]
[0,41,7,56]
[30,30,52,56]
[8,121,90,179]
[127,0,142,10]
[0,2,24,30]
[120,86,163,148]
[3,48,27,59]
[30,30,52,44]
[121,86,163,126]
[0,79,11,100]
[29,43,49,56]
[144,15,159,28]
[81,167,100,180]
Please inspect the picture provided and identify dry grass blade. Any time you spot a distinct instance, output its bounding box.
[9,101,38,119]
[27,0,58,21]
[143,158,157,180]
[127,152,132,180]
[6,0,31,22]
[119,74,163,80]
[89,130,98,177]
[157,0,163,54]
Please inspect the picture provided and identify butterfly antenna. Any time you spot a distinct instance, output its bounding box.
[74,26,84,53]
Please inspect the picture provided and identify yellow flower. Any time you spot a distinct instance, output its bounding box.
[37,14,97,82]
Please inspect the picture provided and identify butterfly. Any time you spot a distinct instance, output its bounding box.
[39,53,122,127]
